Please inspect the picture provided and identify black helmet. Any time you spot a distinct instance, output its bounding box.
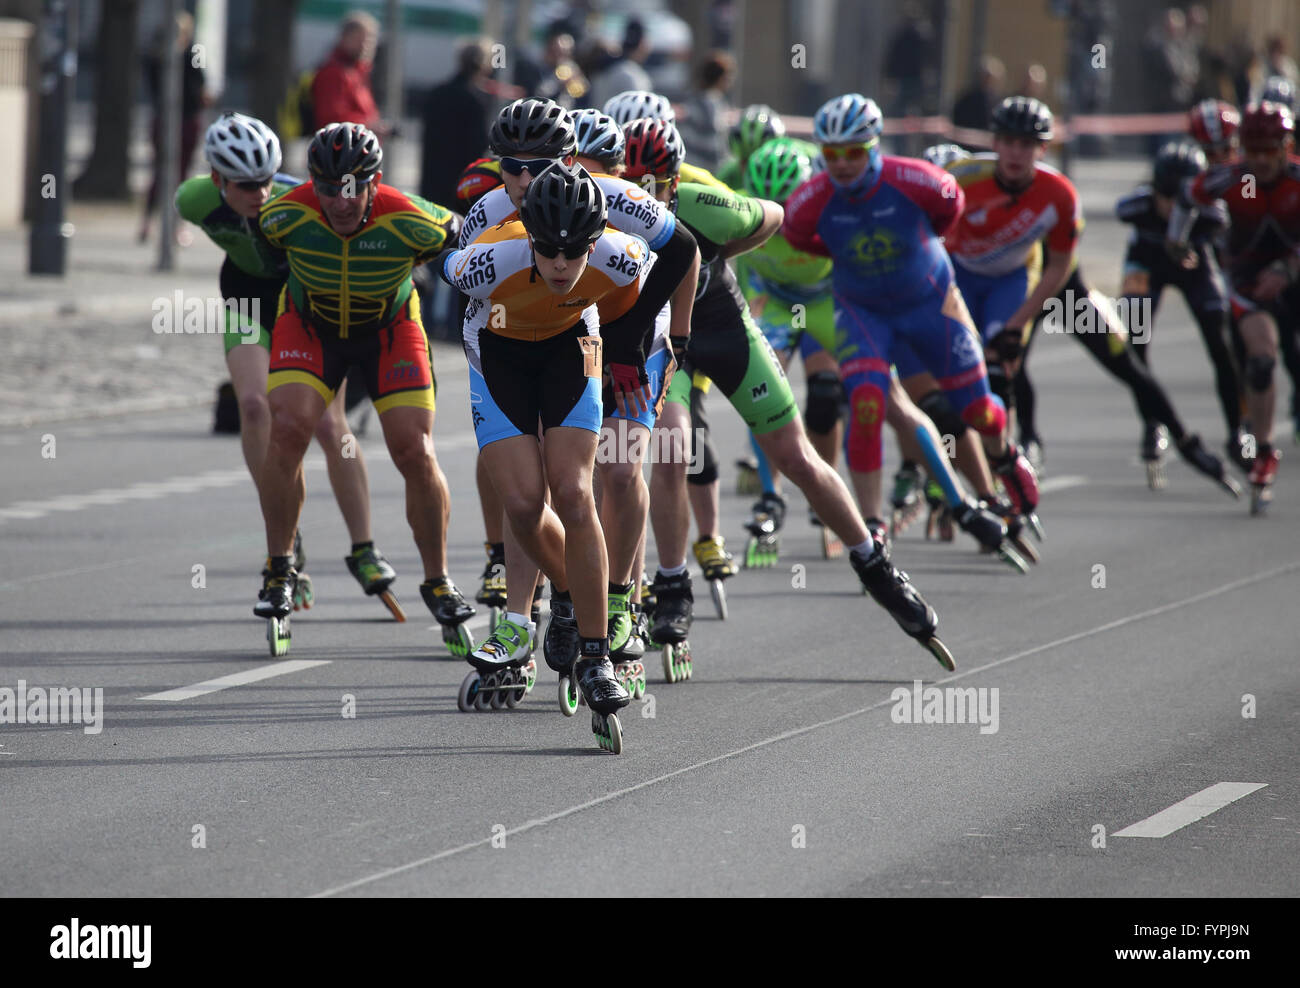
[490,98,577,158]
[1152,141,1207,196]
[991,96,1054,142]
[308,122,383,184]
[518,162,607,251]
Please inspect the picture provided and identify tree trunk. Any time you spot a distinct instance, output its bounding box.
[72,0,139,200]
[248,0,299,126]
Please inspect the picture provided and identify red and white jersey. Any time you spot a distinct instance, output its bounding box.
[944,155,1083,276]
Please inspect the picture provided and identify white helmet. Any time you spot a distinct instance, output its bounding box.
[813,94,883,145]
[205,111,282,183]
[604,90,676,127]
[922,143,971,168]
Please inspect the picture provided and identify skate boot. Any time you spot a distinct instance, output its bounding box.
[992,442,1044,540]
[650,569,693,683]
[744,491,786,568]
[735,456,762,496]
[255,557,297,657]
[292,570,315,611]
[639,574,656,624]
[986,495,1040,564]
[693,535,734,620]
[1176,433,1243,499]
[345,543,405,620]
[1141,421,1169,490]
[474,542,508,630]
[459,613,538,712]
[951,500,1028,573]
[889,462,924,538]
[544,593,584,717]
[1248,445,1280,515]
[576,648,629,754]
[610,584,647,701]
[923,478,954,542]
[420,577,476,657]
[849,541,954,671]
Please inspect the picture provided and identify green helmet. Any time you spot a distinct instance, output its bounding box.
[744,137,812,203]
[729,104,786,162]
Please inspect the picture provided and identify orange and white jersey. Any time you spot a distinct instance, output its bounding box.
[460,174,677,252]
[944,154,1083,277]
[442,219,653,348]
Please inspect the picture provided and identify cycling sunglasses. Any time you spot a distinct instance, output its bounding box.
[820,141,876,163]
[499,156,558,178]
[231,176,273,192]
[313,175,374,199]
[532,240,590,260]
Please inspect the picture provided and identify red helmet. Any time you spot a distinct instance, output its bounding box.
[1188,99,1240,152]
[1240,101,1296,151]
[622,117,686,181]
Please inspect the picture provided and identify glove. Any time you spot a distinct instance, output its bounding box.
[1164,239,1195,268]
[609,361,649,393]
[991,325,1024,362]
[669,335,689,366]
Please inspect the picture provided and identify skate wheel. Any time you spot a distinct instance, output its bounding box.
[1146,461,1166,491]
[1026,512,1045,541]
[593,712,623,754]
[473,672,494,711]
[998,544,1030,575]
[488,671,508,710]
[710,579,728,621]
[265,615,291,657]
[456,671,480,713]
[558,675,580,717]
[1010,532,1040,565]
[293,574,314,612]
[822,528,844,560]
[443,623,474,658]
[522,658,538,694]
[925,636,956,672]
[662,642,678,683]
[380,590,406,622]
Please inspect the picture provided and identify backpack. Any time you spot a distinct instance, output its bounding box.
[278,70,317,140]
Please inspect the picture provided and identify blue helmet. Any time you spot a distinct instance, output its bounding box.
[1262,75,1296,111]
[813,94,883,145]
[571,108,626,167]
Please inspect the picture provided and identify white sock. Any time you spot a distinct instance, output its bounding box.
[506,610,531,631]
[659,563,688,577]
[847,539,875,559]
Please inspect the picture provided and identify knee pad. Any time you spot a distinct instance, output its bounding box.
[1245,354,1276,393]
[687,425,719,486]
[960,393,1008,438]
[917,389,969,441]
[985,365,1015,411]
[804,371,846,435]
[845,381,886,472]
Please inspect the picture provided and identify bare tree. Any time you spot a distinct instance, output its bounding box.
[72,0,140,200]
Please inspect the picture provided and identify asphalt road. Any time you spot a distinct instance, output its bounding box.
[2,216,1297,899]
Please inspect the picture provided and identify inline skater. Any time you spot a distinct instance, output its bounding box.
[1170,101,1300,513]
[176,112,397,619]
[717,103,786,189]
[784,94,1041,566]
[623,116,957,672]
[1116,142,1245,482]
[256,122,475,655]
[944,97,1238,500]
[440,162,670,750]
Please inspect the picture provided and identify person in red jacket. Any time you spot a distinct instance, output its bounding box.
[312,11,393,138]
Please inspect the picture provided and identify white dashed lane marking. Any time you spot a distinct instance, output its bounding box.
[1114,783,1269,838]
[137,659,333,702]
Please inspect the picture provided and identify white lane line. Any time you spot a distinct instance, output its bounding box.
[1114,783,1269,838]
[137,659,332,702]
[310,558,1300,897]
[1038,474,1087,494]
[0,468,248,523]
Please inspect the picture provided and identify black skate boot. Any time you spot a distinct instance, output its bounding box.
[576,642,629,754]
[475,541,507,631]
[849,541,954,671]
[1176,433,1242,498]
[890,462,924,538]
[952,499,1028,573]
[650,569,693,683]
[923,477,954,542]
[543,591,581,674]
[420,577,476,657]
[255,556,297,657]
[986,495,1040,564]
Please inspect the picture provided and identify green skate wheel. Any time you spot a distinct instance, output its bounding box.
[266,615,291,657]
[559,675,580,717]
[592,711,623,754]
[662,642,677,683]
[443,623,474,659]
